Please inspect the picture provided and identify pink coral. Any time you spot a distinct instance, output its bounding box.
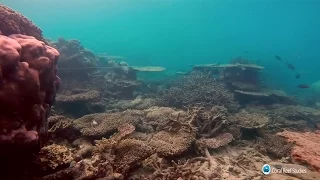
[277,130,320,172]
[0,34,59,150]
[0,4,45,42]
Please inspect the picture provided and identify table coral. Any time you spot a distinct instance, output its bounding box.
[0,34,59,150]
[277,131,320,172]
[114,139,154,175]
[196,132,234,149]
[149,130,195,157]
[56,90,100,103]
[227,111,269,129]
[72,110,144,137]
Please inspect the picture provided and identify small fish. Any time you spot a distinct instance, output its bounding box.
[275,55,281,61]
[295,74,300,79]
[297,84,309,88]
[286,63,295,70]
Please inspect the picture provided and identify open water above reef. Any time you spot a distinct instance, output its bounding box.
[3,0,320,97]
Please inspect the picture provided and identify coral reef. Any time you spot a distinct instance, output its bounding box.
[157,71,238,110]
[52,38,98,81]
[3,5,320,180]
[51,38,142,117]
[0,34,59,151]
[0,5,45,42]
[277,131,320,172]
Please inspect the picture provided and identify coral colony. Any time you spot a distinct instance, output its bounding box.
[0,4,320,180]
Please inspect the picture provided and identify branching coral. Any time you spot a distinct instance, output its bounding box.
[187,106,228,138]
[145,149,220,180]
[157,71,238,109]
[37,144,73,171]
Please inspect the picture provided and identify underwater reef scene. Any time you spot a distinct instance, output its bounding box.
[1,2,320,180]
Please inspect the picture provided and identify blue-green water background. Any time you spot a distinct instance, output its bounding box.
[3,0,320,97]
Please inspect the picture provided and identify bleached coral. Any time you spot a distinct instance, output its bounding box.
[37,144,73,170]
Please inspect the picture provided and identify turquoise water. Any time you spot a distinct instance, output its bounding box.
[3,0,320,96]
